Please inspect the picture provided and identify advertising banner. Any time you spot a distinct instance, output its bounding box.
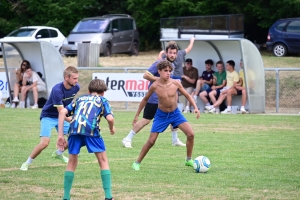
[92,73,149,102]
[0,72,9,98]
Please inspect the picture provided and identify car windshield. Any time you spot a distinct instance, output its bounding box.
[7,28,36,37]
[72,19,109,33]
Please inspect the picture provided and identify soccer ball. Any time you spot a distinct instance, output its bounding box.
[193,156,211,173]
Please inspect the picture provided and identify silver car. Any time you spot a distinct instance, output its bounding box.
[62,14,139,57]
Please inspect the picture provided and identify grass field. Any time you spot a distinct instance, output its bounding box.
[0,109,299,199]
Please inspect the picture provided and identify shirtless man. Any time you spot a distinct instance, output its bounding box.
[131,60,200,171]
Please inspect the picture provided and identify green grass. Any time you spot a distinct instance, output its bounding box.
[0,109,300,200]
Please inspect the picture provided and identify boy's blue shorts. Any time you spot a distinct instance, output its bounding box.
[40,117,70,137]
[151,108,187,133]
[68,134,106,154]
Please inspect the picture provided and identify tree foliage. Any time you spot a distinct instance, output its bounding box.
[1,0,300,50]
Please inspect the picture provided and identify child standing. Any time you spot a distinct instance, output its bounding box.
[132,60,200,171]
[57,79,115,200]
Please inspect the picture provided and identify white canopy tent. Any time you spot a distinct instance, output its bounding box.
[160,38,265,113]
[0,40,65,103]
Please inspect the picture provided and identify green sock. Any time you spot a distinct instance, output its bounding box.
[101,170,112,199]
[63,171,74,200]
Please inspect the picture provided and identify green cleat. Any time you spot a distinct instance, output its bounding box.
[185,159,194,167]
[20,162,29,171]
[52,150,69,163]
[132,162,140,170]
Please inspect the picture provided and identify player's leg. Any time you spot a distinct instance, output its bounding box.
[193,79,201,102]
[63,135,81,200]
[209,92,227,113]
[122,103,157,148]
[132,108,169,170]
[18,85,29,108]
[177,122,194,167]
[53,120,70,163]
[183,87,193,113]
[20,117,54,171]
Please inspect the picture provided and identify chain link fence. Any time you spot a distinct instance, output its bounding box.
[1,67,299,113]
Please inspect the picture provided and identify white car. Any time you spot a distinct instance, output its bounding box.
[3,26,65,54]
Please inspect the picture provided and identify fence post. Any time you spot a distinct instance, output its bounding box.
[77,43,100,67]
[276,69,279,113]
[125,68,128,110]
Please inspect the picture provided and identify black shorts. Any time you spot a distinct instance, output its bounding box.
[236,88,243,95]
[18,80,30,86]
[143,103,158,120]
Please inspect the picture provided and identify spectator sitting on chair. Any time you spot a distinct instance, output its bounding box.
[199,61,226,114]
[18,66,46,109]
[181,58,198,113]
[206,60,239,114]
[221,59,247,114]
[193,59,215,102]
[11,60,31,106]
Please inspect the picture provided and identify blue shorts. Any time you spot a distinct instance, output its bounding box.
[40,117,70,137]
[151,108,187,133]
[68,135,106,154]
[201,83,210,92]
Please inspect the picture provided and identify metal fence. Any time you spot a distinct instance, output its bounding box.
[1,67,299,113]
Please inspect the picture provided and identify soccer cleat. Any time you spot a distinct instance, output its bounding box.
[208,107,216,114]
[31,104,38,109]
[205,105,212,110]
[122,138,132,148]
[183,110,188,113]
[172,138,186,146]
[185,159,194,167]
[105,198,114,200]
[132,162,140,170]
[20,162,29,171]
[52,151,69,163]
[241,107,247,114]
[221,108,232,114]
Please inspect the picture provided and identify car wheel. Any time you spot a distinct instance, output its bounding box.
[272,43,287,57]
[59,47,65,57]
[104,44,111,57]
[130,42,139,56]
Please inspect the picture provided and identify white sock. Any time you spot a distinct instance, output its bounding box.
[172,131,178,143]
[56,150,64,155]
[241,106,245,109]
[193,95,197,99]
[227,106,232,111]
[185,106,190,111]
[216,108,220,112]
[206,103,211,106]
[26,157,34,164]
[125,130,136,141]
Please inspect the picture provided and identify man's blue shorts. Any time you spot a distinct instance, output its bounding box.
[40,117,70,137]
[68,135,106,155]
[151,108,187,133]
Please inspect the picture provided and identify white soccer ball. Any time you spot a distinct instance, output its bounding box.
[193,156,211,173]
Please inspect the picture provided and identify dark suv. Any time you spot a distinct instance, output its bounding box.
[62,14,139,57]
[266,18,300,57]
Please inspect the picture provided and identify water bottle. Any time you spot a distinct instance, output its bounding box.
[26,97,30,109]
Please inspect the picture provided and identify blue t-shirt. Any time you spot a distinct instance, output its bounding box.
[66,95,113,137]
[146,61,160,104]
[40,82,80,119]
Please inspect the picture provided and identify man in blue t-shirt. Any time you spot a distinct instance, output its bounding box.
[20,66,80,171]
[122,44,186,148]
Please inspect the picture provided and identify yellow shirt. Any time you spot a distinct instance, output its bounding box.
[239,69,245,87]
[226,70,239,87]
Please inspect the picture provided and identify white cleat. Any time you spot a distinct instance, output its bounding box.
[221,108,232,114]
[172,138,186,146]
[122,138,132,148]
[241,107,247,114]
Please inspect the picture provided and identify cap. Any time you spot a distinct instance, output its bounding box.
[185,58,193,63]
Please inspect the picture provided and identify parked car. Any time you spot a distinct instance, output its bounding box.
[4,26,65,54]
[266,18,300,57]
[62,14,139,57]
